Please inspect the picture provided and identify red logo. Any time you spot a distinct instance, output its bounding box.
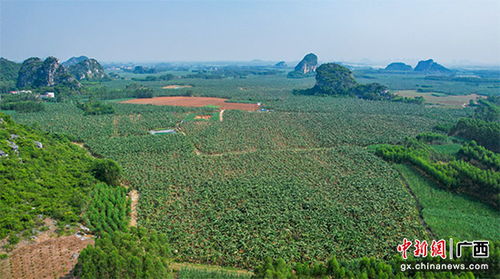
[430,239,446,259]
[397,238,412,259]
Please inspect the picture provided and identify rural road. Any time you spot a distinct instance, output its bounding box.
[219,109,225,122]
[129,190,139,227]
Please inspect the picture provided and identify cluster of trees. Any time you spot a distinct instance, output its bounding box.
[307,63,358,95]
[125,84,155,98]
[124,66,157,74]
[81,86,126,100]
[83,183,129,236]
[76,101,115,115]
[375,138,500,208]
[185,66,281,80]
[0,100,44,113]
[472,97,499,122]
[286,71,315,79]
[458,141,500,171]
[448,160,499,206]
[82,85,157,100]
[74,227,171,279]
[91,158,122,186]
[392,96,425,105]
[295,63,419,102]
[0,92,45,113]
[131,73,175,82]
[449,118,500,152]
[253,248,499,279]
[416,132,449,144]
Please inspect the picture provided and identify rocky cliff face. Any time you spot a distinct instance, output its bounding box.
[16,57,80,88]
[414,59,451,73]
[68,58,107,81]
[37,57,62,86]
[16,57,43,88]
[385,62,412,71]
[287,53,318,78]
[294,53,318,74]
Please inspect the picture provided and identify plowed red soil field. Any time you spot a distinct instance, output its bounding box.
[121,97,259,111]
[1,236,93,279]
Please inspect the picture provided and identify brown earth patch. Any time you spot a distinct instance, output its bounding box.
[3,236,93,279]
[194,115,212,120]
[162,85,193,89]
[0,219,93,279]
[121,96,259,111]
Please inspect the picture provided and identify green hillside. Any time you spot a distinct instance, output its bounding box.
[0,112,102,238]
[0,58,20,82]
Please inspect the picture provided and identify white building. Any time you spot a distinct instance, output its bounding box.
[40,92,55,98]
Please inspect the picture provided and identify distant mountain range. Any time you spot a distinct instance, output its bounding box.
[384,59,451,73]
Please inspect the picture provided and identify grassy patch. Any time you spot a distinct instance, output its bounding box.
[394,164,500,240]
[430,143,462,155]
[177,268,252,279]
[394,90,484,108]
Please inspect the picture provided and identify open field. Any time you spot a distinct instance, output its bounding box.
[121,96,260,111]
[395,90,485,108]
[355,71,500,96]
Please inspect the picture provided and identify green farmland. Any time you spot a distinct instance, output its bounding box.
[6,73,478,269]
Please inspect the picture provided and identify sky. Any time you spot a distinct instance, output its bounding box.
[1,0,499,66]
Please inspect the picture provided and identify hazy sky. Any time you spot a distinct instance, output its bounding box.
[1,0,499,66]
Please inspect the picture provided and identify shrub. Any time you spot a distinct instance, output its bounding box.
[91,159,121,186]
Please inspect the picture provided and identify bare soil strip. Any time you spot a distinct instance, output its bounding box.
[129,190,139,227]
[121,97,259,111]
[162,85,193,89]
[194,115,212,120]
